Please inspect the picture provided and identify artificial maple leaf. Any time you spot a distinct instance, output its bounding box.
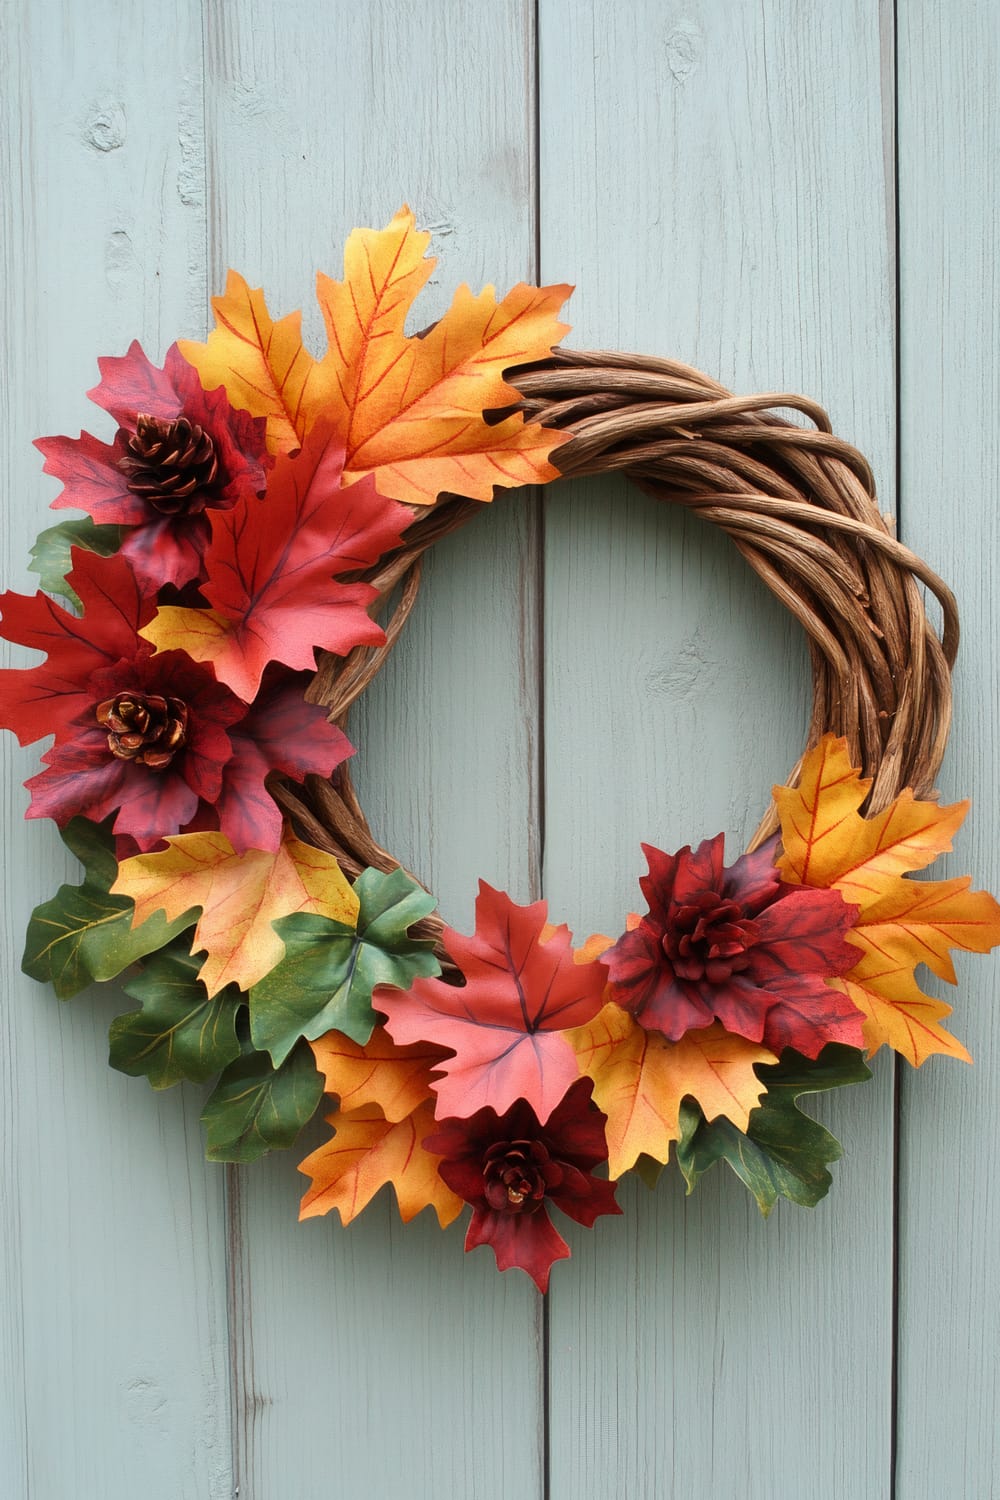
[835,949,972,1065]
[298,1100,462,1228]
[140,426,411,701]
[179,277,333,456]
[111,827,358,996]
[774,736,1000,1064]
[774,736,969,901]
[179,206,572,505]
[309,1026,447,1122]
[568,1002,775,1178]
[0,549,151,746]
[377,882,609,1123]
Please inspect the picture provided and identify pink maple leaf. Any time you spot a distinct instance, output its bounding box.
[377,882,609,1122]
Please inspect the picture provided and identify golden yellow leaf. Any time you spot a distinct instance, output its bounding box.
[180,207,571,506]
[112,829,358,996]
[568,1002,775,1178]
[835,952,971,1066]
[298,1101,462,1228]
[309,1026,443,1123]
[774,735,969,905]
[774,735,1000,1066]
[178,273,334,455]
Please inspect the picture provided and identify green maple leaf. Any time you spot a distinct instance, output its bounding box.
[29,518,125,608]
[109,943,243,1089]
[200,1039,323,1162]
[249,865,441,1065]
[675,1044,872,1215]
[22,818,196,999]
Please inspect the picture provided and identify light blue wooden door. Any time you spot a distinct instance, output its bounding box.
[1,3,996,1497]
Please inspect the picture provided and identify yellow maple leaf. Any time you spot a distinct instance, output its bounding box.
[309,1026,444,1123]
[834,950,971,1065]
[774,735,969,904]
[178,274,335,456]
[774,735,1000,1064]
[179,206,571,506]
[568,1002,775,1178]
[298,1101,462,1228]
[112,828,358,997]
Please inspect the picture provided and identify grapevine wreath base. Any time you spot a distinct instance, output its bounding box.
[3,209,999,1291]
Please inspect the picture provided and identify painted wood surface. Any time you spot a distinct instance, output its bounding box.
[896,5,1000,1494]
[0,2,995,1498]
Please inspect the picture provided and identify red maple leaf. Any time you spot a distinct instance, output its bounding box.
[605,834,864,1059]
[35,343,269,591]
[0,550,151,744]
[377,883,609,1122]
[213,670,354,853]
[141,426,412,702]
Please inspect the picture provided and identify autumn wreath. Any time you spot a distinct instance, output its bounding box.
[3,209,999,1291]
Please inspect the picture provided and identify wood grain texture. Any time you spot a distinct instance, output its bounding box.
[0,3,231,1497]
[896,6,1000,1493]
[538,2,896,1495]
[202,2,546,1494]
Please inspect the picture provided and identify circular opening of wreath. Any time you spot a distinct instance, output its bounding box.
[3,206,998,1292]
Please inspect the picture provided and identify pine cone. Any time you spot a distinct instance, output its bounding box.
[96,692,189,770]
[119,414,219,516]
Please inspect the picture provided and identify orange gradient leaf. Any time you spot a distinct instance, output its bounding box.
[774,736,969,905]
[775,735,1000,1065]
[569,1003,775,1178]
[298,1101,462,1228]
[181,208,571,507]
[836,952,971,1066]
[178,274,334,455]
[112,828,358,996]
[309,1026,446,1122]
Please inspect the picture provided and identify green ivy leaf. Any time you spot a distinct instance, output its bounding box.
[109,943,243,1089]
[200,1039,323,1162]
[249,865,441,1064]
[675,1044,872,1216]
[22,818,196,999]
[29,518,126,607]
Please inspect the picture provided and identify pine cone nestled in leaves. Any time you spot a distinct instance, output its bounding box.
[96,691,189,770]
[118,414,219,516]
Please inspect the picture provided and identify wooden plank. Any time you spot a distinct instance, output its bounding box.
[896,7,1000,1494]
[0,3,232,1497]
[203,2,546,1494]
[539,2,897,1495]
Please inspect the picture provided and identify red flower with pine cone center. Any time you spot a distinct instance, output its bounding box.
[118,414,220,517]
[482,1138,563,1213]
[605,833,866,1059]
[424,1078,621,1292]
[96,690,189,769]
[35,342,269,591]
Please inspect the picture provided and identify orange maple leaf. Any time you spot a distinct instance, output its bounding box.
[835,950,971,1066]
[568,1002,775,1178]
[179,206,571,506]
[298,1101,462,1228]
[309,1026,445,1123]
[112,828,358,996]
[774,735,1000,1063]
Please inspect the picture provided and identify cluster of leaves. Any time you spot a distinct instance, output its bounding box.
[2,211,570,1174]
[4,208,999,1290]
